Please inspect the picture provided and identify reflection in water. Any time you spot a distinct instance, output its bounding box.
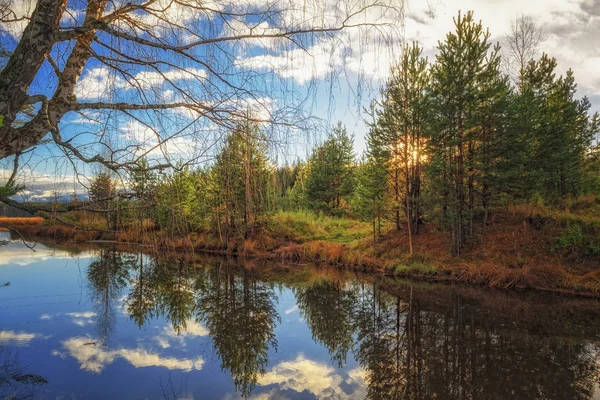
[57,336,204,373]
[257,354,366,398]
[194,265,280,397]
[295,280,357,368]
[123,253,281,397]
[126,256,196,335]
[90,250,600,399]
[0,346,47,399]
[4,242,600,399]
[87,249,132,344]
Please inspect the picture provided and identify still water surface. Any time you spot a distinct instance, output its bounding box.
[1,232,600,399]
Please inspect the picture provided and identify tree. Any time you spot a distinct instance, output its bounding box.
[212,120,271,239]
[287,160,310,210]
[87,248,132,343]
[129,158,157,229]
[374,42,430,252]
[0,0,402,170]
[154,166,205,235]
[504,15,544,90]
[272,161,302,211]
[194,264,279,397]
[428,11,504,255]
[352,118,388,245]
[503,55,598,203]
[294,279,358,368]
[305,122,355,215]
[89,171,117,229]
[352,157,387,245]
[476,65,511,225]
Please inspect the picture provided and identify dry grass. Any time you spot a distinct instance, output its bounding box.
[275,243,304,261]
[0,217,45,230]
[8,203,600,296]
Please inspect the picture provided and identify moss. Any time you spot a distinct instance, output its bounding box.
[395,263,439,275]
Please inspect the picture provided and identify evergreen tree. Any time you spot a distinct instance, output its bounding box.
[352,156,387,245]
[272,161,302,211]
[428,11,504,255]
[154,167,205,235]
[503,55,597,204]
[212,121,271,239]
[287,160,310,210]
[89,172,117,230]
[305,122,355,215]
[375,42,430,250]
[129,158,157,229]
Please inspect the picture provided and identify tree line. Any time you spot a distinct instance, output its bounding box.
[90,11,600,255]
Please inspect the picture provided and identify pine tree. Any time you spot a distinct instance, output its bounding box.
[155,166,204,235]
[376,42,430,247]
[504,55,597,203]
[305,122,355,215]
[287,160,310,210]
[352,155,387,246]
[89,172,117,230]
[213,121,271,239]
[129,158,157,229]
[429,11,504,255]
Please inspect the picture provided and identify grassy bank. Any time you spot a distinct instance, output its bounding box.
[2,200,600,296]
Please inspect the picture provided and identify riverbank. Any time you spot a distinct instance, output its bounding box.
[2,201,600,297]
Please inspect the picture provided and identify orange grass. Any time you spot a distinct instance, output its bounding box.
[0,217,45,226]
[6,205,600,295]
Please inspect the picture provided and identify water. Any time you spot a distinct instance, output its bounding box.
[1,232,600,399]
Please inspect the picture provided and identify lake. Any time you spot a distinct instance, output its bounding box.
[1,231,599,399]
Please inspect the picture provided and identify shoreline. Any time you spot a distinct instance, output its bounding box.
[4,220,600,299]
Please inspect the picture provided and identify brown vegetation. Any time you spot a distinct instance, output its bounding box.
[0,217,45,231]
[5,203,600,297]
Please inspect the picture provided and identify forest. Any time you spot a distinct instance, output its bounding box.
[4,3,600,400]
[3,11,600,295]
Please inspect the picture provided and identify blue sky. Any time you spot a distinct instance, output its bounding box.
[1,0,599,201]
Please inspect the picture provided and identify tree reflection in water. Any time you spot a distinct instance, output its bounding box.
[0,346,47,400]
[86,250,600,399]
[294,279,357,367]
[87,248,132,344]
[194,263,280,397]
[123,254,281,397]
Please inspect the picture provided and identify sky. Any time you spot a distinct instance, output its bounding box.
[1,0,600,201]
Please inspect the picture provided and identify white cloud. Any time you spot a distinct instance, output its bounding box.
[56,336,205,373]
[40,311,97,326]
[0,242,77,266]
[75,67,122,101]
[156,319,210,349]
[75,66,207,101]
[0,166,87,203]
[129,68,208,91]
[228,0,402,83]
[0,330,39,346]
[120,119,200,159]
[231,0,600,105]
[235,37,345,85]
[223,97,276,121]
[0,0,37,39]
[221,19,285,50]
[284,305,298,315]
[402,0,600,105]
[254,354,366,399]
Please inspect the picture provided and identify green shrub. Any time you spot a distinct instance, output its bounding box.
[552,222,584,252]
[395,263,438,275]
